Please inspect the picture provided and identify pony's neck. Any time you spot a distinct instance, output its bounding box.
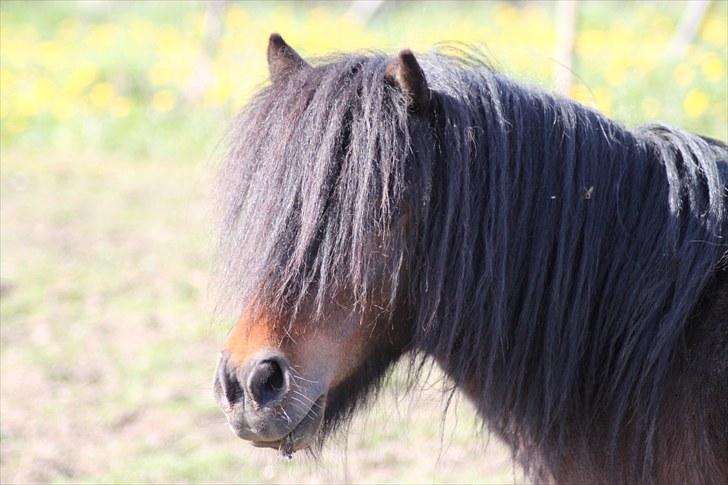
[415,69,725,463]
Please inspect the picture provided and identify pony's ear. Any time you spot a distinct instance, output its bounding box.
[385,49,431,113]
[267,33,309,83]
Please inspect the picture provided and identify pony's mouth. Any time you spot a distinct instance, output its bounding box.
[251,394,326,456]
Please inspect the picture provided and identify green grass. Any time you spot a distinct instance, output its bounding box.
[1,1,725,161]
[0,151,519,483]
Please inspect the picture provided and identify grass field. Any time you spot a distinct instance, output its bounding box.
[1,1,726,483]
[0,152,520,483]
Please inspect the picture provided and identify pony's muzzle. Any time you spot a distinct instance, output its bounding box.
[214,352,290,411]
[214,350,325,450]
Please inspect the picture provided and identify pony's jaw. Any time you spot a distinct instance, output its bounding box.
[249,394,327,453]
[213,308,375,454]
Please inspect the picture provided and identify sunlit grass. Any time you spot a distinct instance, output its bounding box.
[1,1,725,161]
[0,149,516,484]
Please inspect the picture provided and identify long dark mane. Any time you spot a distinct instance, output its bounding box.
[216,49,728,481]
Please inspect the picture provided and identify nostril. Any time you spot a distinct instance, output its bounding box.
[247,357,288,407]
[216,355,244,407]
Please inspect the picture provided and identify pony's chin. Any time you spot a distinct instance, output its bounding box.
[251,394,326,455]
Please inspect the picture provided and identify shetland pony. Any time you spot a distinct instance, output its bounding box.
[213,34,728,483]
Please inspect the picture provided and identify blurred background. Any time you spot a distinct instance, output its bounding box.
[1,1,726,483]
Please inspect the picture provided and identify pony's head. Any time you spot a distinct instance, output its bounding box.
[213,34,433,453]
[212,33,728,482]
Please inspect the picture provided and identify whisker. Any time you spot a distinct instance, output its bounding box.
[288,397,320,418]
[289,373,318,384]
[291,390,317,405]
[288,395,312,408]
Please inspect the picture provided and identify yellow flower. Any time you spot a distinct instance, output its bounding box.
[701,17,727,47]
[225,6,249,31]
[37,41,65,69]
[701,55,725,83]
[88,82,116,111]
[202,65,234,107]
[673,62,694,86]
[152,90,176,113]
[577,30,607,56]
[34,77,56,105]
[50,97,74,122]
[159,27,184,53]
[683,89,709,118]
[604,57,629,86]
[110,96,131,118]
[570,83,593,106]
[593,87,613,116]
[88,23,119,50]
[14,92,40,118]
[494,3,519,26]
[65,65,98,96]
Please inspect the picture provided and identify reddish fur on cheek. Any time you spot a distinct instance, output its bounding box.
[224,308,378,389]
[224,312,279,365]
[327,322,374,386]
